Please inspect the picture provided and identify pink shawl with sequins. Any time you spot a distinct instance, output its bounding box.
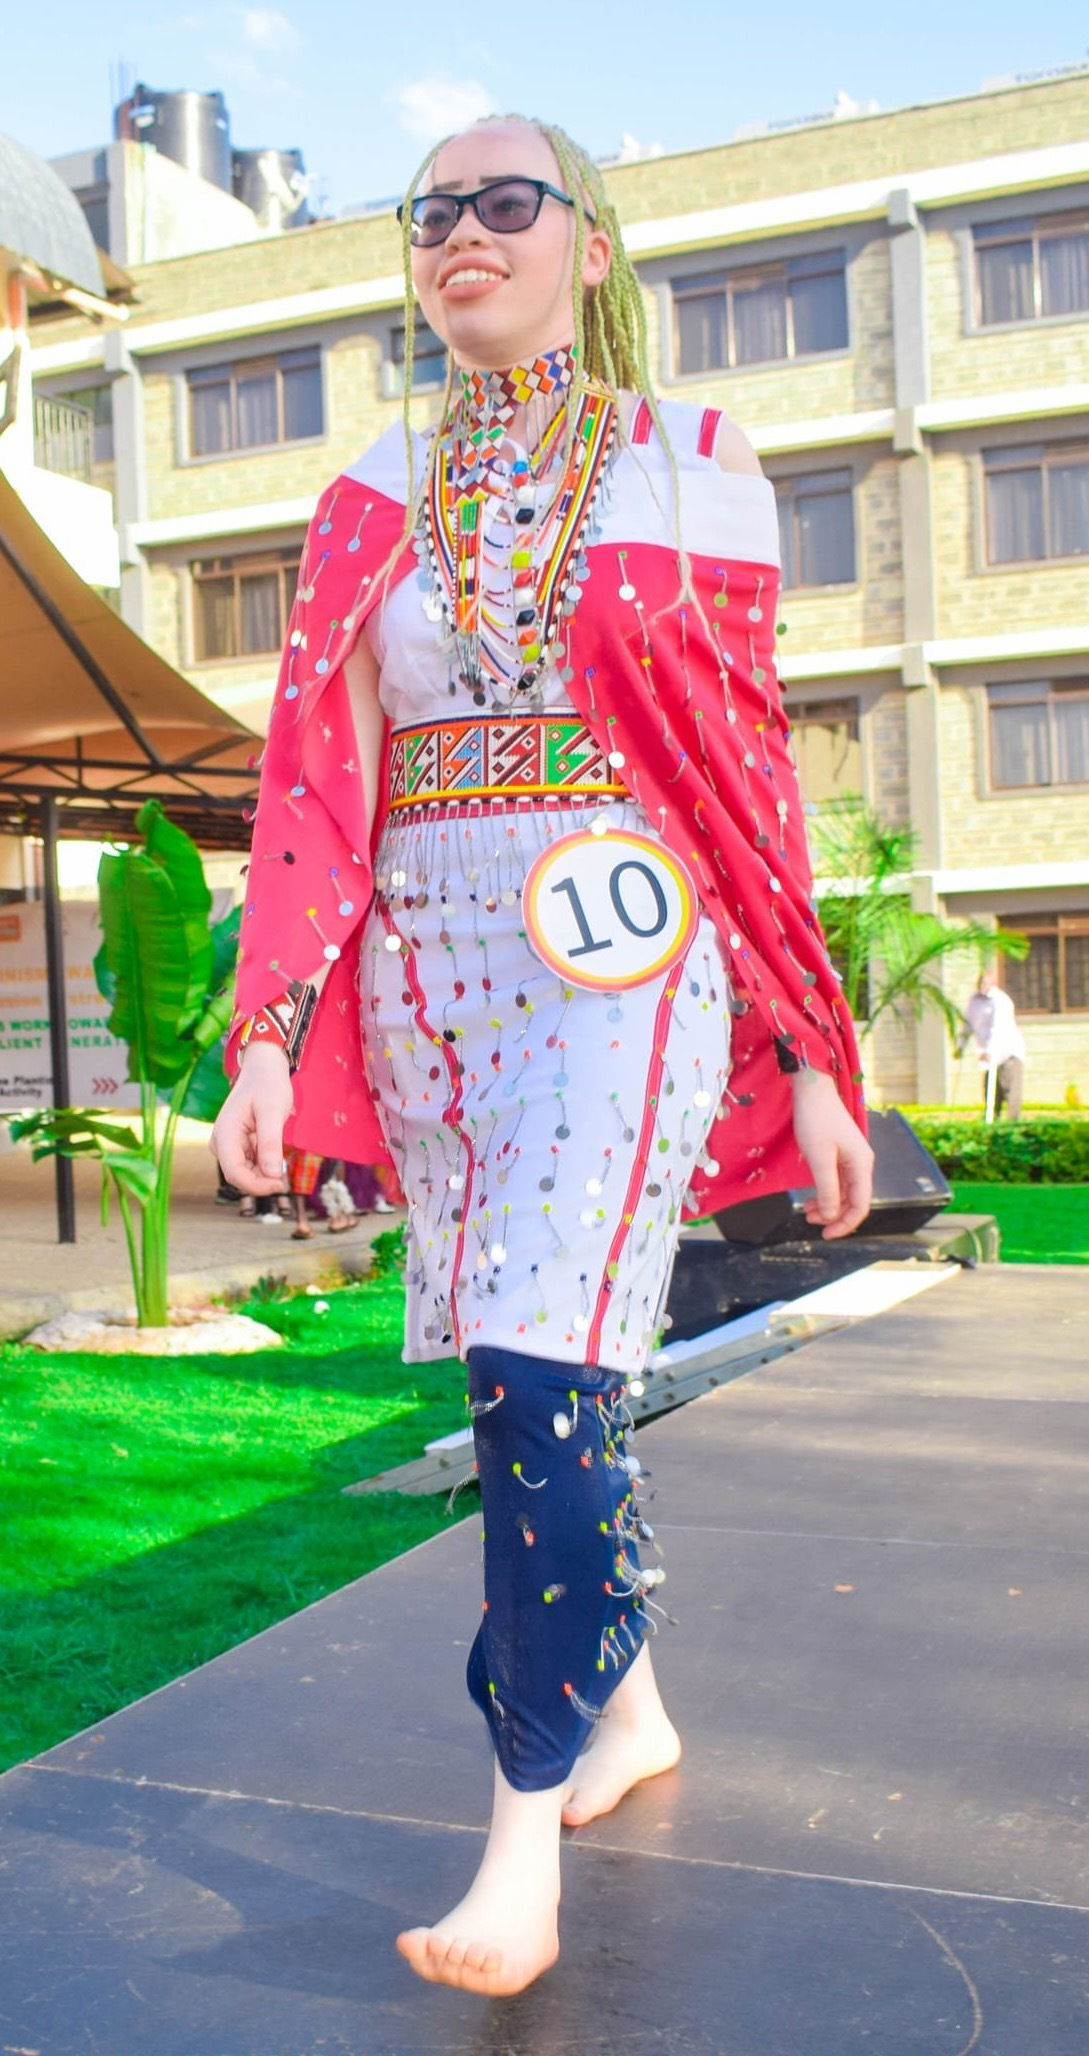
[229,415,865,1212]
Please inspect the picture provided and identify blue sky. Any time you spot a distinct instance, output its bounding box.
[4,2,1086,215]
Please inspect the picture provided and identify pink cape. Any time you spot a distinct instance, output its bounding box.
[230,438,865,1216]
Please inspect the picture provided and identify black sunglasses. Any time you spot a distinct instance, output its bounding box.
[397,177,587,248]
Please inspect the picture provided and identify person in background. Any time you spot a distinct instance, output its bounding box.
[956,969,1026,1118]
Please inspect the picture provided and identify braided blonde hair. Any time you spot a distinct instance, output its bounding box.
[395,115,680,529]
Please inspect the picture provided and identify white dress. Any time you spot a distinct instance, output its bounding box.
[358,408,737,1371]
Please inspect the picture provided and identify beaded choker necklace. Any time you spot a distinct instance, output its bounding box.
[420,347,617,705]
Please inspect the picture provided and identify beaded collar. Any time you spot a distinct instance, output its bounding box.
[458,346,577,418]
[420,350,617,706]
[451,348,578,499]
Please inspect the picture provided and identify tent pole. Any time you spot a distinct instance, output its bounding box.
[41,796,76,1243]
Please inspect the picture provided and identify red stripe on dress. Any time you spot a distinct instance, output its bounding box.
[697,408,721,458]
[630,398,653,445]
[586,952,689,1363]
[379,903,474,1355]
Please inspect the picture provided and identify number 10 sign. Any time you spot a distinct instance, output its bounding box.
[521,826,699,992]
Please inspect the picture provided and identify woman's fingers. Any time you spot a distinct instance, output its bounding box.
[253,1097,288,1183]
[213,1095,283,1194]
[807,1144,843,1230]
[806,1136,874,1240]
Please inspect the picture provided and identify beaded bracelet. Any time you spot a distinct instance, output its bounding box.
[237,982,319,1075]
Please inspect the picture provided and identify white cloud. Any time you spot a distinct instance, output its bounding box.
[390,75,497,146]
[614,134,664,163]
[240,8,299,52]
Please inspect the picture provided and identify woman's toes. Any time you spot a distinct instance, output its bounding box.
[464,1940,501,1974]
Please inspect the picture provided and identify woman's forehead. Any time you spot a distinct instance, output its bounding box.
[425,122,558,191]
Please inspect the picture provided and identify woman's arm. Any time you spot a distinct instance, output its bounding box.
[342,630,386,840]
[790,1067,874,1239]
[712,414,765,478]
[211,632,386,1192]
[711,406,872,1220]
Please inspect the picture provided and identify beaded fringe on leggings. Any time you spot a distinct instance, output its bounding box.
[465,1344,657,1793]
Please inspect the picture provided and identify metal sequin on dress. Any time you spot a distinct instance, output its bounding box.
[359,405,733,1369]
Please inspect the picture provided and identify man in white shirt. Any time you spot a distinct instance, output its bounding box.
[955,971,1026,1118]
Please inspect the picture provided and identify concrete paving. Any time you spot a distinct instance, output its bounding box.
[1,1262,1085,2052]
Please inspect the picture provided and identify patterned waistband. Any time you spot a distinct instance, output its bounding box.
[387,717,628,808]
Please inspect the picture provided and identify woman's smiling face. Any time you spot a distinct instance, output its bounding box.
[409,120,610,371]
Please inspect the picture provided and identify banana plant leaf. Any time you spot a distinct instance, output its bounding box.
[177,1038,231,1122]
[136,801,214,1035]
[208,902,241,995]
[92,937,114,1006]
[101,1150,159,1203]
[7,1107,141,1158]
[98,848,197,1087]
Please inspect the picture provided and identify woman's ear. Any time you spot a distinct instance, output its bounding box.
[581,225,612,290]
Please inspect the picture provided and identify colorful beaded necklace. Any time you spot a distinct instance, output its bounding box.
[421,346,617,706]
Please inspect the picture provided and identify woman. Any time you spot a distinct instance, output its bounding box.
[213,115,872,1998]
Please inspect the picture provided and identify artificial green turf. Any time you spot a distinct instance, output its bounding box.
[0,1276,470,1772]
[951,1183,1089,1265]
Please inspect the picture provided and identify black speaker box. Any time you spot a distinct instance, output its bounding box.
[713,1107,951,1247]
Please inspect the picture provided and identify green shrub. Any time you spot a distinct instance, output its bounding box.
[899,1112,1089,1185]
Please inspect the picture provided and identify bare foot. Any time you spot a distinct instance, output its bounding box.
[561,1706,681,1827]
[396,1872,559,1997]
[559,1645,681,1828]
[397,1766,563,1996]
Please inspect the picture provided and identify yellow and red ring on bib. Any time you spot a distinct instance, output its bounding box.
[522,826,699,993]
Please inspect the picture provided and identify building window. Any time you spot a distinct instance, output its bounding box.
[1000,913,1089,1014]
[787,695,862,803]
[187,349,322,457]
[984,445,1089,564]
[672,251,848,374]
[973,214,1089,326]
[775,469,855,587]
[389,317,446,391]
[191,549,301,660]
[52,383,114,465]
[987,680,1089,789]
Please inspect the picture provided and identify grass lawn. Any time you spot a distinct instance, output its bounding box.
[951,1183,1089,1265]
[0,1273,469,1773]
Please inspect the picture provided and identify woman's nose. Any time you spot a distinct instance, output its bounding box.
[444,203,490,251]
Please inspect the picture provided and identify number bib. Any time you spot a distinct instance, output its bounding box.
[522,826,699,992]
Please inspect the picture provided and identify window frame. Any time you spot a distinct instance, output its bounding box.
[189,546,302,664]
[785,691,864,806]
[997,910,1089,1015]
[985,677,1089,793]
[774,466,857,590]
[981,441,1089,567]
[669,246,850,378]
[183,346,324,463]
[969,209,1089,332]
[386,316,447,395]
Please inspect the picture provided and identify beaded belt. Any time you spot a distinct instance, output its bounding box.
[387,716,628,808]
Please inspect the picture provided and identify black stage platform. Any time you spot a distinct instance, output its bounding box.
[1,1263,1086,2052]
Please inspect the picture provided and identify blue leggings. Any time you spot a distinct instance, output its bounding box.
[465,1345,652,1793]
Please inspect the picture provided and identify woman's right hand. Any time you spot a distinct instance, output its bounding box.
[211,1043,295,1195]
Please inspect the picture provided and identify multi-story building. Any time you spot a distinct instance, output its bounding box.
[31,71,1089,1103]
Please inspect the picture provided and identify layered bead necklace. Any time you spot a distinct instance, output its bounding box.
[420,346,617,708]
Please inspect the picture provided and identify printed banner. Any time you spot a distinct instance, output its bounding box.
[0,900,140,1111]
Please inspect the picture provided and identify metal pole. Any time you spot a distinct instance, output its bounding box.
[40,795,76,1242]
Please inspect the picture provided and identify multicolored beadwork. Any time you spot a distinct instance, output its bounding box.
[423,348,617,706]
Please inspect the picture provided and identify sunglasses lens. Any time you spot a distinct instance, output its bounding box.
[476,180,542,233]
[411,195,458,246]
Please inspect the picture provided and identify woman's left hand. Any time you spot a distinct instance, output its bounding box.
[789,1069,875,1240]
